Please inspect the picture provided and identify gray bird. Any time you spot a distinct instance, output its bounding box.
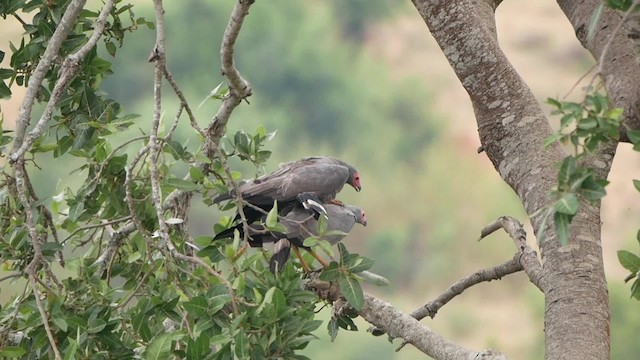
[267,203,367,273]
[212,156,362,223]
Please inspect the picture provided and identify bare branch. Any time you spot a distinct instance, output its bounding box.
[162,67,205,137]
[480,216,544,291]
[412,254,522,323]
[207,0,254,145]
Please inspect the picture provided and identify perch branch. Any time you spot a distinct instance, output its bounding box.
[337,295,507,359]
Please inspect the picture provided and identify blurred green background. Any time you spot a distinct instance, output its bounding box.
[1,0,639,358]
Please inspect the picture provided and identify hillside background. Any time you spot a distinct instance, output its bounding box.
[1,1,639,358]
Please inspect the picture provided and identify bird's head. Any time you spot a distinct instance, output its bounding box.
[352,207,367,227]
[348,170,362,192]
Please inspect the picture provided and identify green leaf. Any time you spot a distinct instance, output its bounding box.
[144,332,184,360]
[626,130,640,144]
[316,214,329,235]
[183,296,208,317]
[0,346,27,357]
[106,41,117,57]
[63,338,78,360]
[53,317,68,332]
[327,318,339,342]
[581,177,607,202]
[266,201,278,228]
[186,334,210,360]
[543,133,562,148]
[319,261,341,281]
[164,178,198,192]
[337,243,349,265]
[617,250,640,273]
[554,211,570,246]
[234,330,250,359]
[338,275,364,311]
[577,116,597,130]
[558,157,576,187]
[553,193,578,215]
[87,318,106,333]
[348,256,375,273]
[633,179,640,192]
[631,278,640,300]
[189,166,204,182]
[302,236,318,248]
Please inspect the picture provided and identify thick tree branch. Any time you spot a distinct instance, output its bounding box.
[557,0,640,138]
[411,1,612,358]
[342,295,507,359]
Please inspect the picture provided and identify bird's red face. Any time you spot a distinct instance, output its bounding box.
[351,172,362,192]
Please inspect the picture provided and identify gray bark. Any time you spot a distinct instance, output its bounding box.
[410,0,616,358]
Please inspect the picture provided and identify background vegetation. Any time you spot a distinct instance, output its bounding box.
[1,0,638,358]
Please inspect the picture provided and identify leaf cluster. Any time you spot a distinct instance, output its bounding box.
[618,231,640,301]
[542,93,621,245]
[319,244,374,341]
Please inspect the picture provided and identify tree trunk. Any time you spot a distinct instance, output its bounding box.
[411,0,613,358]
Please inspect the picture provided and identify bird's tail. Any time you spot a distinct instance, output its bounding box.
[269,238,291,273]
[211,191,233,204]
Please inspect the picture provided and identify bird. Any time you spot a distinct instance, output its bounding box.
[212,156,362,224]
[263,201,367,273]
[213,192,328,247]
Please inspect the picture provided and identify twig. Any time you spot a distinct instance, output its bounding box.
[162,67,205,137]
[0,272,22,283]
[28,273,62,360]
[370,215,543,345]
[94,0,256,277]
[413,254,521,321]
[215,146,251,247]
[61,216,132,244]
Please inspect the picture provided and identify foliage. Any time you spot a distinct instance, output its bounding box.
[617,231,640,300]
[541,92,621,245]
[0,1,384,359]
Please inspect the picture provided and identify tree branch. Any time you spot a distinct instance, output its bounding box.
[10,0,87,150]
[344,295,507,359]
[206,0,254,147]
[10,0,115,162]
[148,0,239,316]
[557,0,640,138]
[479,216,544,291]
